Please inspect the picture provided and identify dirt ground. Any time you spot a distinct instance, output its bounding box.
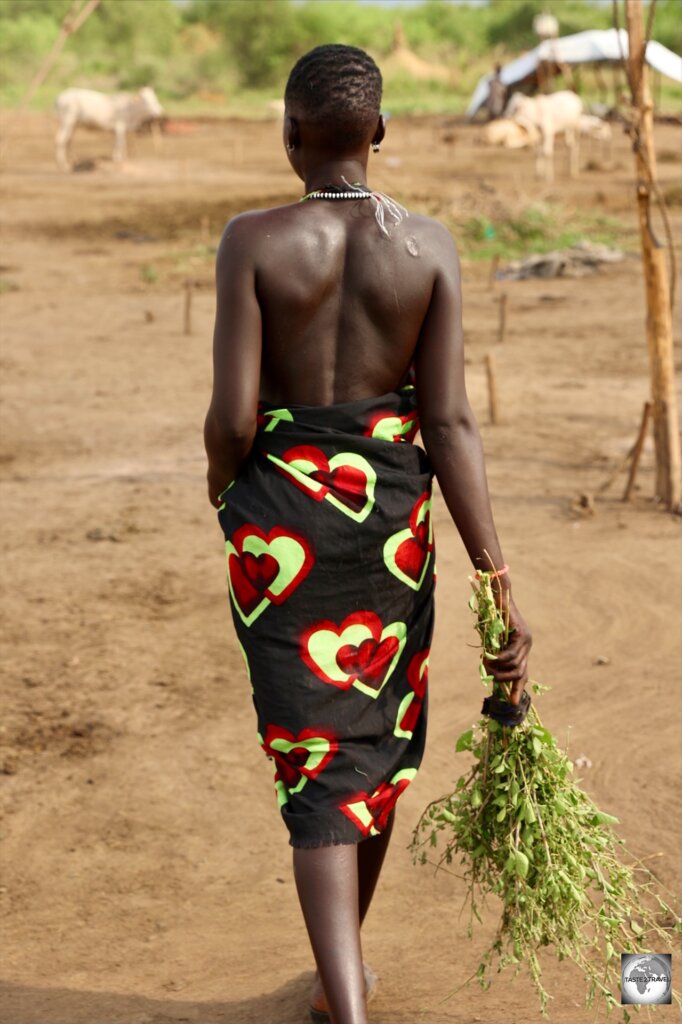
[0,112,680,1024]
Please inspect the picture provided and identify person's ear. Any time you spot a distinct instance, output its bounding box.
[284,114,300,154]
[371,114,386,150]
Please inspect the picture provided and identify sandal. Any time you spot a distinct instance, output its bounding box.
[309,965,379,1022]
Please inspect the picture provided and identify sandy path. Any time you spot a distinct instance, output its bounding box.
[0,113,679,1024]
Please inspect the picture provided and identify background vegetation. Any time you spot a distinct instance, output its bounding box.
[0,0,680,115]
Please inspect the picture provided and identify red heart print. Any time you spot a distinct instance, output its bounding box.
[397,649,429,735]
[226,525,314,622]
[262,725,338,792]
[407,648,429,699]
[274,446,371,513]
[340,774,415,836]
[394,517,430,583]
[366,779,406,832]
[311,463,367,512]
[365,411,419,443]
[228,555,264,616]
[241,552,279,592]
[300,611,405,696]
[336,636,400,688]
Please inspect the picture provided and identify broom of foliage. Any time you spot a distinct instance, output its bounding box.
[410,570,681,1020]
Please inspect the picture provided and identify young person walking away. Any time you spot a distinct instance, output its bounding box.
[204,44,532,1024]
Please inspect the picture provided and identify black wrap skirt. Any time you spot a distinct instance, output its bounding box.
[217,386,435,847]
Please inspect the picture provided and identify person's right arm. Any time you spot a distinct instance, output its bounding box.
[204,214,262,507]
[414,224,531,702]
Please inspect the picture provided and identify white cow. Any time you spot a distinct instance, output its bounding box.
[55,87,164,169]
[481,117,539,149]
[577,113,612,142]
[505,90,584,182]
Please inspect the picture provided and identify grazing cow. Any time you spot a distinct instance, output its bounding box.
[577,113,612,142]
[505,90,584,182]
[55,86,164,169]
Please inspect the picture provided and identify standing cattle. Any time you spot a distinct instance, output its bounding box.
[55,87,164,169]
[504,90,584,182]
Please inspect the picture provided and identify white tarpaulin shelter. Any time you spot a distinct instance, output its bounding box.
[466,28,682,118]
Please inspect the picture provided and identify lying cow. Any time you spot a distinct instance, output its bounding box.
[55,86,164,169]
[480,117,539,149]
[504,90,584,182]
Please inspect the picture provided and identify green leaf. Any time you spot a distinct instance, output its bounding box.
[531,736,543,757]
[515,850,529,878]
[591,811,620,827]
[522,799,536,825]
[455,729,474,752]
[470,787,482,808]
[629,919,644,935]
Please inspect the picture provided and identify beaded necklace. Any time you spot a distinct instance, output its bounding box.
[301,182,372,201]
[299,176,407,238]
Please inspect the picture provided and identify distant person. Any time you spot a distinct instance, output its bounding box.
[204,43,531,1024]
[487,63,508,120]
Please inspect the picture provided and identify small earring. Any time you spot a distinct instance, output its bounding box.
[372,142,380,154]
[286,143,295,154]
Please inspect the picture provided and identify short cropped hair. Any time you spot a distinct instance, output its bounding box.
[285,44,382,151]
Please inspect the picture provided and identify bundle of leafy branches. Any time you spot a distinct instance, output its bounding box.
[410,570,680,1020]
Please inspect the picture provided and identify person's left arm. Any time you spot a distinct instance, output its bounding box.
[204,215,262,507]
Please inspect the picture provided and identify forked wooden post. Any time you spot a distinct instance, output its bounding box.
[497,291,507,344]
[624,0,681,510]
[485,353,499,425]
[183,278,194,335]
[623,401,653,501]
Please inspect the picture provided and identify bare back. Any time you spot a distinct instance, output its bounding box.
[228,200,443,406]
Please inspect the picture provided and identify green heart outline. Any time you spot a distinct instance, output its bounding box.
[226,530,310,627]
[305,618,407,699]
[266,450,377,523]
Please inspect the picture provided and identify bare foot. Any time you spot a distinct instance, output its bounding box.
[310,963,378,1013]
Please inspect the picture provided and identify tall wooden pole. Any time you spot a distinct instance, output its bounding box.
[624,0,681,510]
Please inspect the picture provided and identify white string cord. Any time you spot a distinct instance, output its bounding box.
[342,176,408,238]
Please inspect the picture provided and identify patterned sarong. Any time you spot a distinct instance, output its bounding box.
[217,386,435,847]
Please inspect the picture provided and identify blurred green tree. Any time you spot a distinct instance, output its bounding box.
[189,0,299,87]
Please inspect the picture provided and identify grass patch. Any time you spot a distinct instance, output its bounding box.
[453,203,628,262]
[140,264,159,284]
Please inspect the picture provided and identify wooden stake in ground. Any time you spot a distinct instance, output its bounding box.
[623,0,681,511]
[488,254,499,291]
[497,291,507,344]
[183,279,194,336]
[485,353,499,425]
[623,401,653,501]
